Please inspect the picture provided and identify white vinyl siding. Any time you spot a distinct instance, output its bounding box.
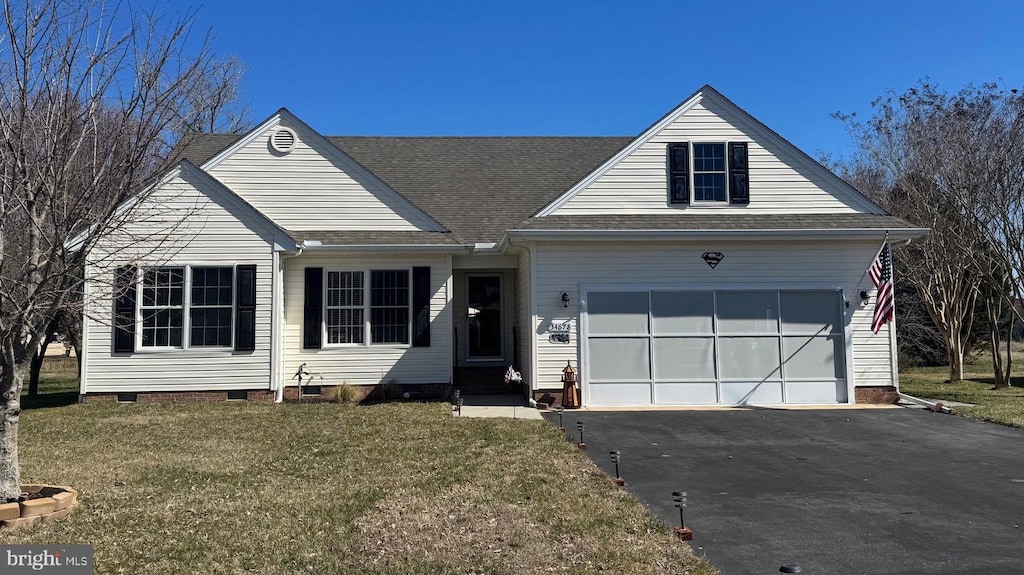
[206,118,442,232]
[284,254,451,386]
[549,93,877,215]
[529,240,893,401]
[83,169,276,393]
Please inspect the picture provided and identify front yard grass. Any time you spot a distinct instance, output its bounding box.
[900,352,1024,429]
[2,381,714,575]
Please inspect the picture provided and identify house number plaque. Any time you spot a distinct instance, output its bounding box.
[549,320,572,343]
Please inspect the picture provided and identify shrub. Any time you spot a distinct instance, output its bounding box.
[326,382,360,404]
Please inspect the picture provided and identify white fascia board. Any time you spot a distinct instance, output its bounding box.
[506,227,929,242]
[535,89,705,218]
[299,243,471,254]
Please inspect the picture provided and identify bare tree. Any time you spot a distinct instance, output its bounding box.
[828,150,983,382]
[837,81,1024,386]
[0,0,246,502]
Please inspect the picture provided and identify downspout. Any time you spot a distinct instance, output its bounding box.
[275,245,304,403]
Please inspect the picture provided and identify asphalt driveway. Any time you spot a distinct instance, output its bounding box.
[545,408,1024,575]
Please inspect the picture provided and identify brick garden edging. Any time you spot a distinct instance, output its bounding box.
[0,485,79,529]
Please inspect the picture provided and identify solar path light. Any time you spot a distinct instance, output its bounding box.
[557,406,565,432]
[672,491,692,541]
[576,421,586,450]
[610,450,624,486]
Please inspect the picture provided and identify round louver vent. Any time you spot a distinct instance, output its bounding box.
[270,127,297,154]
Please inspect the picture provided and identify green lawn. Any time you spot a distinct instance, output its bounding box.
[3,361,714,575]
[900,351,1024,429]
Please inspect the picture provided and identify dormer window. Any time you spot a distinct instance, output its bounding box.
[668,142,749,205]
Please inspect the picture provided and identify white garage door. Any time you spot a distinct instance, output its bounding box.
[584,290,847,406]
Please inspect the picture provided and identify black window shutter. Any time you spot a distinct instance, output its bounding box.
[235,265,256,352]
[303,267,323,349]
[668,143,690,204]
[729,142,749,205]
[112,266,137,353]
[412,267,431,347]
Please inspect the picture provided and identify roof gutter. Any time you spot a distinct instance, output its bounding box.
[505,227,929,243]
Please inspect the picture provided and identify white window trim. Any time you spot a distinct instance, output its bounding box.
[690,141,730,205]
[322,268,413,348]
[135,264,237,352]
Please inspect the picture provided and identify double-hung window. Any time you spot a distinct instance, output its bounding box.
[668,141,749,205]
[324,269,411,346]
[113,264,256,353]
[190,267,234,347]
[370,270,410,344]
[326,271,365,344]
[137,266,235,349]
[140,268,185,348]
[692,143,727,202]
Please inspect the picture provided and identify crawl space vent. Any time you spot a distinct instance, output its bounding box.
[270,127,297,154]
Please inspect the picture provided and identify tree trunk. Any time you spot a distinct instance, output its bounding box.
[28,343,47,396]
[0,358,25,502]
[947,331,965,383]
[987,295,1011,388]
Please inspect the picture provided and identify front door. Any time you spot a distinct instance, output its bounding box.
[465,274,503,360]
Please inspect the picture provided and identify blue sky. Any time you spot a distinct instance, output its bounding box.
[191,0,1024,159]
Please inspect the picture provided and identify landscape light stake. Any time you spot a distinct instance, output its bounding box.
[452,389,461,413]
[610,450,624,486]
[576,421,586,450]
[457,397,464,416]
[557,406,565,432]
[672,491,692,541]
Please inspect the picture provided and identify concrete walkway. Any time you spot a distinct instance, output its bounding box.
[451,394,543,420]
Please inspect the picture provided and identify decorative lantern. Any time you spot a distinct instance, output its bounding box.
[562,360,579,409]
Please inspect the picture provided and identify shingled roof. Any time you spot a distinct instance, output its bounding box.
[171,134,631,243]
[171,132,913,243]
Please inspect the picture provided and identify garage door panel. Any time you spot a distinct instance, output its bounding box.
[589,382,652,406]
[781,291,842,334]
[785,381,845,404]
[652,291,714,334]
[719,336,782,380]
[720,381,784,405]
[587,292,649,334]
[588,338,650,381]
[653,337,715,380]
[655,382,718,405]
[783,335,845,379]
[716,291,779,334]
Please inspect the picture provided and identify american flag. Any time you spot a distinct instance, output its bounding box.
[868,243,894,334]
